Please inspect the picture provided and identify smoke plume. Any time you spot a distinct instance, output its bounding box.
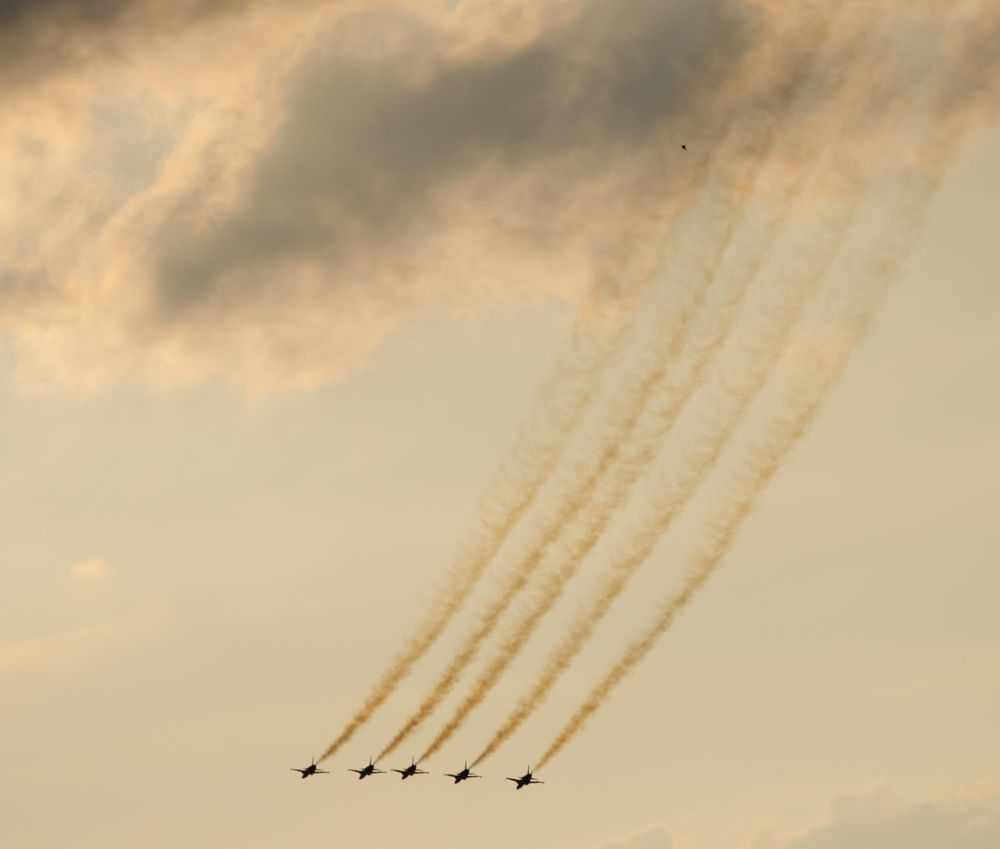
[319,305,625,761]
[472,1,916,766]
[385,7,848,763]
[534,37,994,768]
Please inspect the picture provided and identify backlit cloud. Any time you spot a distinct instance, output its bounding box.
[592,785,1000,849]
[71,557,111,584]
[744,785,1000,849]
[591,825,673,849]
[0,1,995,393]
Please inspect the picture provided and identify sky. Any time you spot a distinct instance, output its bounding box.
[1,2,998,848]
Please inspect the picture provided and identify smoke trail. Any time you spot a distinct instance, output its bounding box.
[373,83,775,763]
[469,26,917,770]
[375,101,760,764]
[324,64,738,764]
[385,169,747,762]
[377,244,709,763]
[537,283,898,772]
[365,62,754,766]
[322,2,800,761]
[318,306,625,761]
[436,95,895,770]
[406,5,871,765]
[472,0,963,767]
[381,12,851,764]
[469,154,862,767]
[534,37,995,769]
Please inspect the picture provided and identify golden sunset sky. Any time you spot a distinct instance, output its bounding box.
[1,2,998,848]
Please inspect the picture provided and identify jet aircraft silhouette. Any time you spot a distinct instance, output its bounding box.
[392,758,428,780]
[349,757,385,780]
[506,767,544,790]
[290,757,329,779]
[444,761,481,784]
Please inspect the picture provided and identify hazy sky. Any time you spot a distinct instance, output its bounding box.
[1,2,998,849]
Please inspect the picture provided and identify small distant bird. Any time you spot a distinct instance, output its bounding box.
[681,144,687,150]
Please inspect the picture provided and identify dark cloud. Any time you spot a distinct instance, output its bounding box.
[0,0,130,29]
[0,0,250,89]
[0,265,53,310]
[148,0,759,319]
[3,1,994,390]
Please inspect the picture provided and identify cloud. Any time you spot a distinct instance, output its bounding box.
[744,785,1000,849]
[0,0,266,94]
[591,825,674,849]
[0,623,121,673]
[0,0,756,391]
[591,785,1000,849]
[0,0,996,392]
[147,0,752,315]
[71,557,111,584]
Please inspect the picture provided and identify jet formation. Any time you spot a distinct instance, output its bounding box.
[291,756,542,788]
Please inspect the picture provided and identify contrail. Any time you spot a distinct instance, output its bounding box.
[533,335,856,770]
[318,305,626,761]
[471,0,966,768]
[534,29,995,769]
[323,4,798,761]
[374,69,796,765]
[440,6,910,768]
[379,236,711,763]
[381,8,852,764]
[325,0,997,765]
[323,82,733,766]
[374,84,765,764]
[471,149,865,767]
[460,161,868,767]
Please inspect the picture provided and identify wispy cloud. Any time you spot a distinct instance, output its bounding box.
[0,623,121,673]
[743,785,1000,849]
[591,825,673,849]
[591,785,1000,849]
[70,557,111,584]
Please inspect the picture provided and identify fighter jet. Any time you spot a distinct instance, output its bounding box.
[392,758,428,780]
[506,767,544,790]
[290,757,329,779]
[444,762,481,784]
[348,757,385,780]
